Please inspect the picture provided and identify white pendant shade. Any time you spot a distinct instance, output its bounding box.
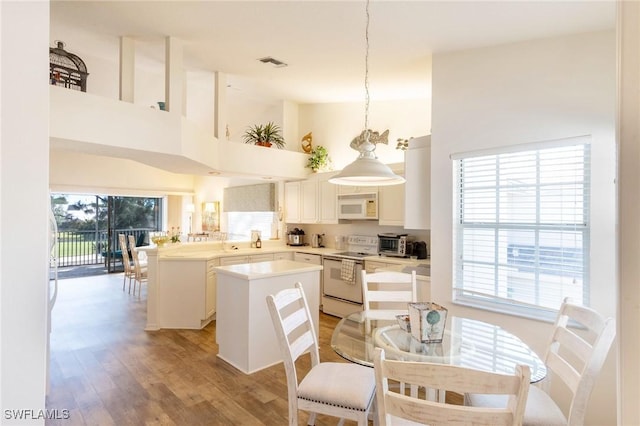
[329,148,405,186]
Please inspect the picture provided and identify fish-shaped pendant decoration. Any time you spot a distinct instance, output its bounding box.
[349,129,389,151]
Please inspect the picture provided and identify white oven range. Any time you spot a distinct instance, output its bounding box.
[322,235,377,318]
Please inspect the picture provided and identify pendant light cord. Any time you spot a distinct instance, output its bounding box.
[364,0,370,144]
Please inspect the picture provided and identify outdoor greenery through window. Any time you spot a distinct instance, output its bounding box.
[51,194,162,270]
[452,137,590,319]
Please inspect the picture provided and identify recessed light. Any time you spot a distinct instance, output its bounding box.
[208,171,220,175]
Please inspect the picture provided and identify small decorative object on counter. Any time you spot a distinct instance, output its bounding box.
[256,236,262,248]
[170,227,181,243]
[408,302,448,343]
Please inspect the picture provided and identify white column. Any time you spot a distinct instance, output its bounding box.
[119,36,135,102]
[165,36,184,115]
[214,71,227,139]
[618,1,640,424]
[1,1,50,421]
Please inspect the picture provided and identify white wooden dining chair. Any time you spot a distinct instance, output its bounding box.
[465,297,616,426]
[374,347,531,426]
[266,282,376,426]
[361,270,417,315]
[118,234,135,293]
[127,234,147,296]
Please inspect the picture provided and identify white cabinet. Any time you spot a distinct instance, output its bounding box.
[404,135,431,230]
[364,260,391,273]
[318,179,338,223]
[295,252,323,302]
[284,173,338,224]
[300,180,319,223]
[220,255,250,266]
[378,180,405,226]
[274,251,294,260]
[284,181,301,223]
[205,259,219,319]
[156,257,220,329]
[294,252,323,265]
[250,253,275,263]
[220,253,275,265]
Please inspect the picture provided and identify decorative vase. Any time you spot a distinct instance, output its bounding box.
[408,302,448,343]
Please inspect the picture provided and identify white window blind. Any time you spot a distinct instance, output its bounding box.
[226,212,276,241]
[453,137,591,319]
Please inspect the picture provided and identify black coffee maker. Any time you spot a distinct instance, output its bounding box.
[414,241,428,259]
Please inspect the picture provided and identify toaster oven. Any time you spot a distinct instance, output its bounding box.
[378,233,414,257]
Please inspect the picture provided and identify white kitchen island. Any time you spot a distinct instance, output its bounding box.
[215,259,322,374]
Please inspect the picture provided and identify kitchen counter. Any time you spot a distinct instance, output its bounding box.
[154,243,339,261]
[363,255,431,268]
[215,259,322,280]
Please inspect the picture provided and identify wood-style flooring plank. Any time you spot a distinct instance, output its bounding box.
[46,273,458,425]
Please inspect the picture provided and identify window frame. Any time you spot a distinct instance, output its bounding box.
[451,136,591,321]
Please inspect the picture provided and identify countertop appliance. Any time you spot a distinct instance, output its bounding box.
[337,192,378,220]
[414,241,428,259]
[287,228,305,246]
[322,235,378,318]
[378,233,414,258]
[311,233,325,248]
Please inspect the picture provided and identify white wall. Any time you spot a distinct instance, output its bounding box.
[1,2,50,423]
[299,99,430,170]
[431,31,617,425]
[50,150,195,196]
[617,3,640,423]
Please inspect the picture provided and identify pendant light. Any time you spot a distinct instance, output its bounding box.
[329,0,405,186]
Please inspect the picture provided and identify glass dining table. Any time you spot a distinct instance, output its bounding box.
[331,310,547,383]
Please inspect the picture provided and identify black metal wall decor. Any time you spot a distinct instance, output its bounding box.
[49,41,88,92]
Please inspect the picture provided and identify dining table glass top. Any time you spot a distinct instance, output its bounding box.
[330,310,547,383]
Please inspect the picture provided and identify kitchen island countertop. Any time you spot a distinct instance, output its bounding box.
[214,259,322,280]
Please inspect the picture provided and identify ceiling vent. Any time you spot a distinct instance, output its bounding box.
[258,56,288,68]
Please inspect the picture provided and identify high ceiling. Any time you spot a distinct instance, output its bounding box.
[50,1,616,105]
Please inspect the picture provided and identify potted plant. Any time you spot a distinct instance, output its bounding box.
[306,145,332,172]
[242,121,286,149]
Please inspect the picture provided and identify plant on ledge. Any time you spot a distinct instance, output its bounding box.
[242,122,286,149]
[306,145,332,172]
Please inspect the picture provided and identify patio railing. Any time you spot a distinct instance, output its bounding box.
[56,228,153,267]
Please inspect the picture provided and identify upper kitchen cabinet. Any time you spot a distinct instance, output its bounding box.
[317,178,338,223]
[284,181,302,223]
[300,180,319,223]
[378,177,405,226]
[284,173,338,224]
[404,135,431,230]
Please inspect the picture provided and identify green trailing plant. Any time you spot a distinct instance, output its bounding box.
[306,145,332,172]
[242,121,286,149]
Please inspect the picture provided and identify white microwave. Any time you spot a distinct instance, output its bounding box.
[337,193,378,220]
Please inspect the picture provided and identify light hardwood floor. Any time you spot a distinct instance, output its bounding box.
[46,273,461,425]
[46,273,359,425]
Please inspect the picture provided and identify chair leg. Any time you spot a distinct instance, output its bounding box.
[306,412,316,425]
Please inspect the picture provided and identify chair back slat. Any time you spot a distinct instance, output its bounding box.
[362,270,417,312]
[374,348,530,426]
[542,297,616,425]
